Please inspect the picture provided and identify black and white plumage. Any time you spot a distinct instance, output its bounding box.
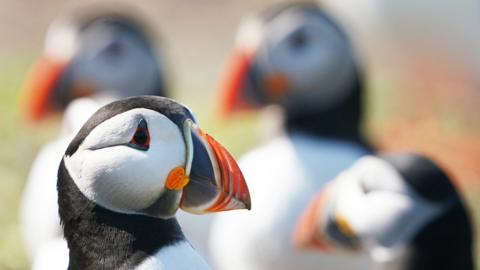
[20,8,170,268]
[21,6,168,122]
[218,2,367,145]
[209,3,372,270]
[295,153,473,270]
[57,96,251,269]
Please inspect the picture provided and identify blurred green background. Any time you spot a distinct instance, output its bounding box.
[1,0,480,269]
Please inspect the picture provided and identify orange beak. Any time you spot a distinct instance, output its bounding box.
[20,55,68,122]
[203,133,251,211]
[293,183,336,251]
[216,48,291,119]
[180,121,251,213]
[217,49,258,118]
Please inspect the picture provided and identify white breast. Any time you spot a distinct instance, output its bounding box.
[209,133,373,270]
[31,238,69,270]
[20,98,103,263]
[176,211,214,263]
[136,241,211,270]
[20,138,71,260]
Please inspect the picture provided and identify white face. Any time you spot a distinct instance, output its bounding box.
[252,8,356,108]
[327,156,447,253]
[45,19,161,98]
[64,108,186,214]
[72,22,160,97]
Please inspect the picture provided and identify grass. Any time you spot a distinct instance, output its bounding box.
[0,54,44,270]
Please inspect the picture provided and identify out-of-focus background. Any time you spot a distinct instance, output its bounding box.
[1,0,480,269]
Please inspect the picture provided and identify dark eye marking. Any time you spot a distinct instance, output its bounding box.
[129,119,150,151]
[102,39,124,59]
[360,181,370,194]
[290,29,309,50]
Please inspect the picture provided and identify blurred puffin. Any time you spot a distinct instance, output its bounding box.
[21,6,167,123]
[209,2,373,270]
[295,153,473,270]
[57,96,251,269]
[20,6,169,268]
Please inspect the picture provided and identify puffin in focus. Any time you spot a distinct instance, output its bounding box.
[295,153,473,270]
[20,7,169,269]
[208,3,372,270]
[57,96,250,269]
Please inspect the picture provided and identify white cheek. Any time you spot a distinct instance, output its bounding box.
[353,156,410,193]
[66,139,185,212]
[81,117,136,151]
[262,14,357,111]
[345,192,414,247]
[65,109,187,213]
[91,147,164,210]
[334,177,444,250]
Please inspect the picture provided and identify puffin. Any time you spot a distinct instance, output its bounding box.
[294,153,473,270]
[20,7,168,268]
[20,6,167,123]
[208,3,372,270]
[57,96,251,269]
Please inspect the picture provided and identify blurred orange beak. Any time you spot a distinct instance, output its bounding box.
[293,183,336,251]
[217,48,291,118]
[20,55,68,122]
[217,49,257,118]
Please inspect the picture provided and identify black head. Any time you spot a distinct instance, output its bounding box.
[62,96,250,218]
[58,96,251,267]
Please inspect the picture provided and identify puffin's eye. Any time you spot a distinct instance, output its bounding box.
[359,176,376,194]
[290,29,309,50]
[129,119,150,150]
[360,181,370,194]
[101,39,124,59]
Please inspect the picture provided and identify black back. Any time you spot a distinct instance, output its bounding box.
[406,202,473,270]
[383,154,458,202]
[382,153,474,270]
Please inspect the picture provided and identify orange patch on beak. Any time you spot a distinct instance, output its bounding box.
[335,214,355,238]
[165,167,190,191]
[70,80,95,99]
[265,72,289,98]
[20,56,68,122]
[293,184,336,251]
